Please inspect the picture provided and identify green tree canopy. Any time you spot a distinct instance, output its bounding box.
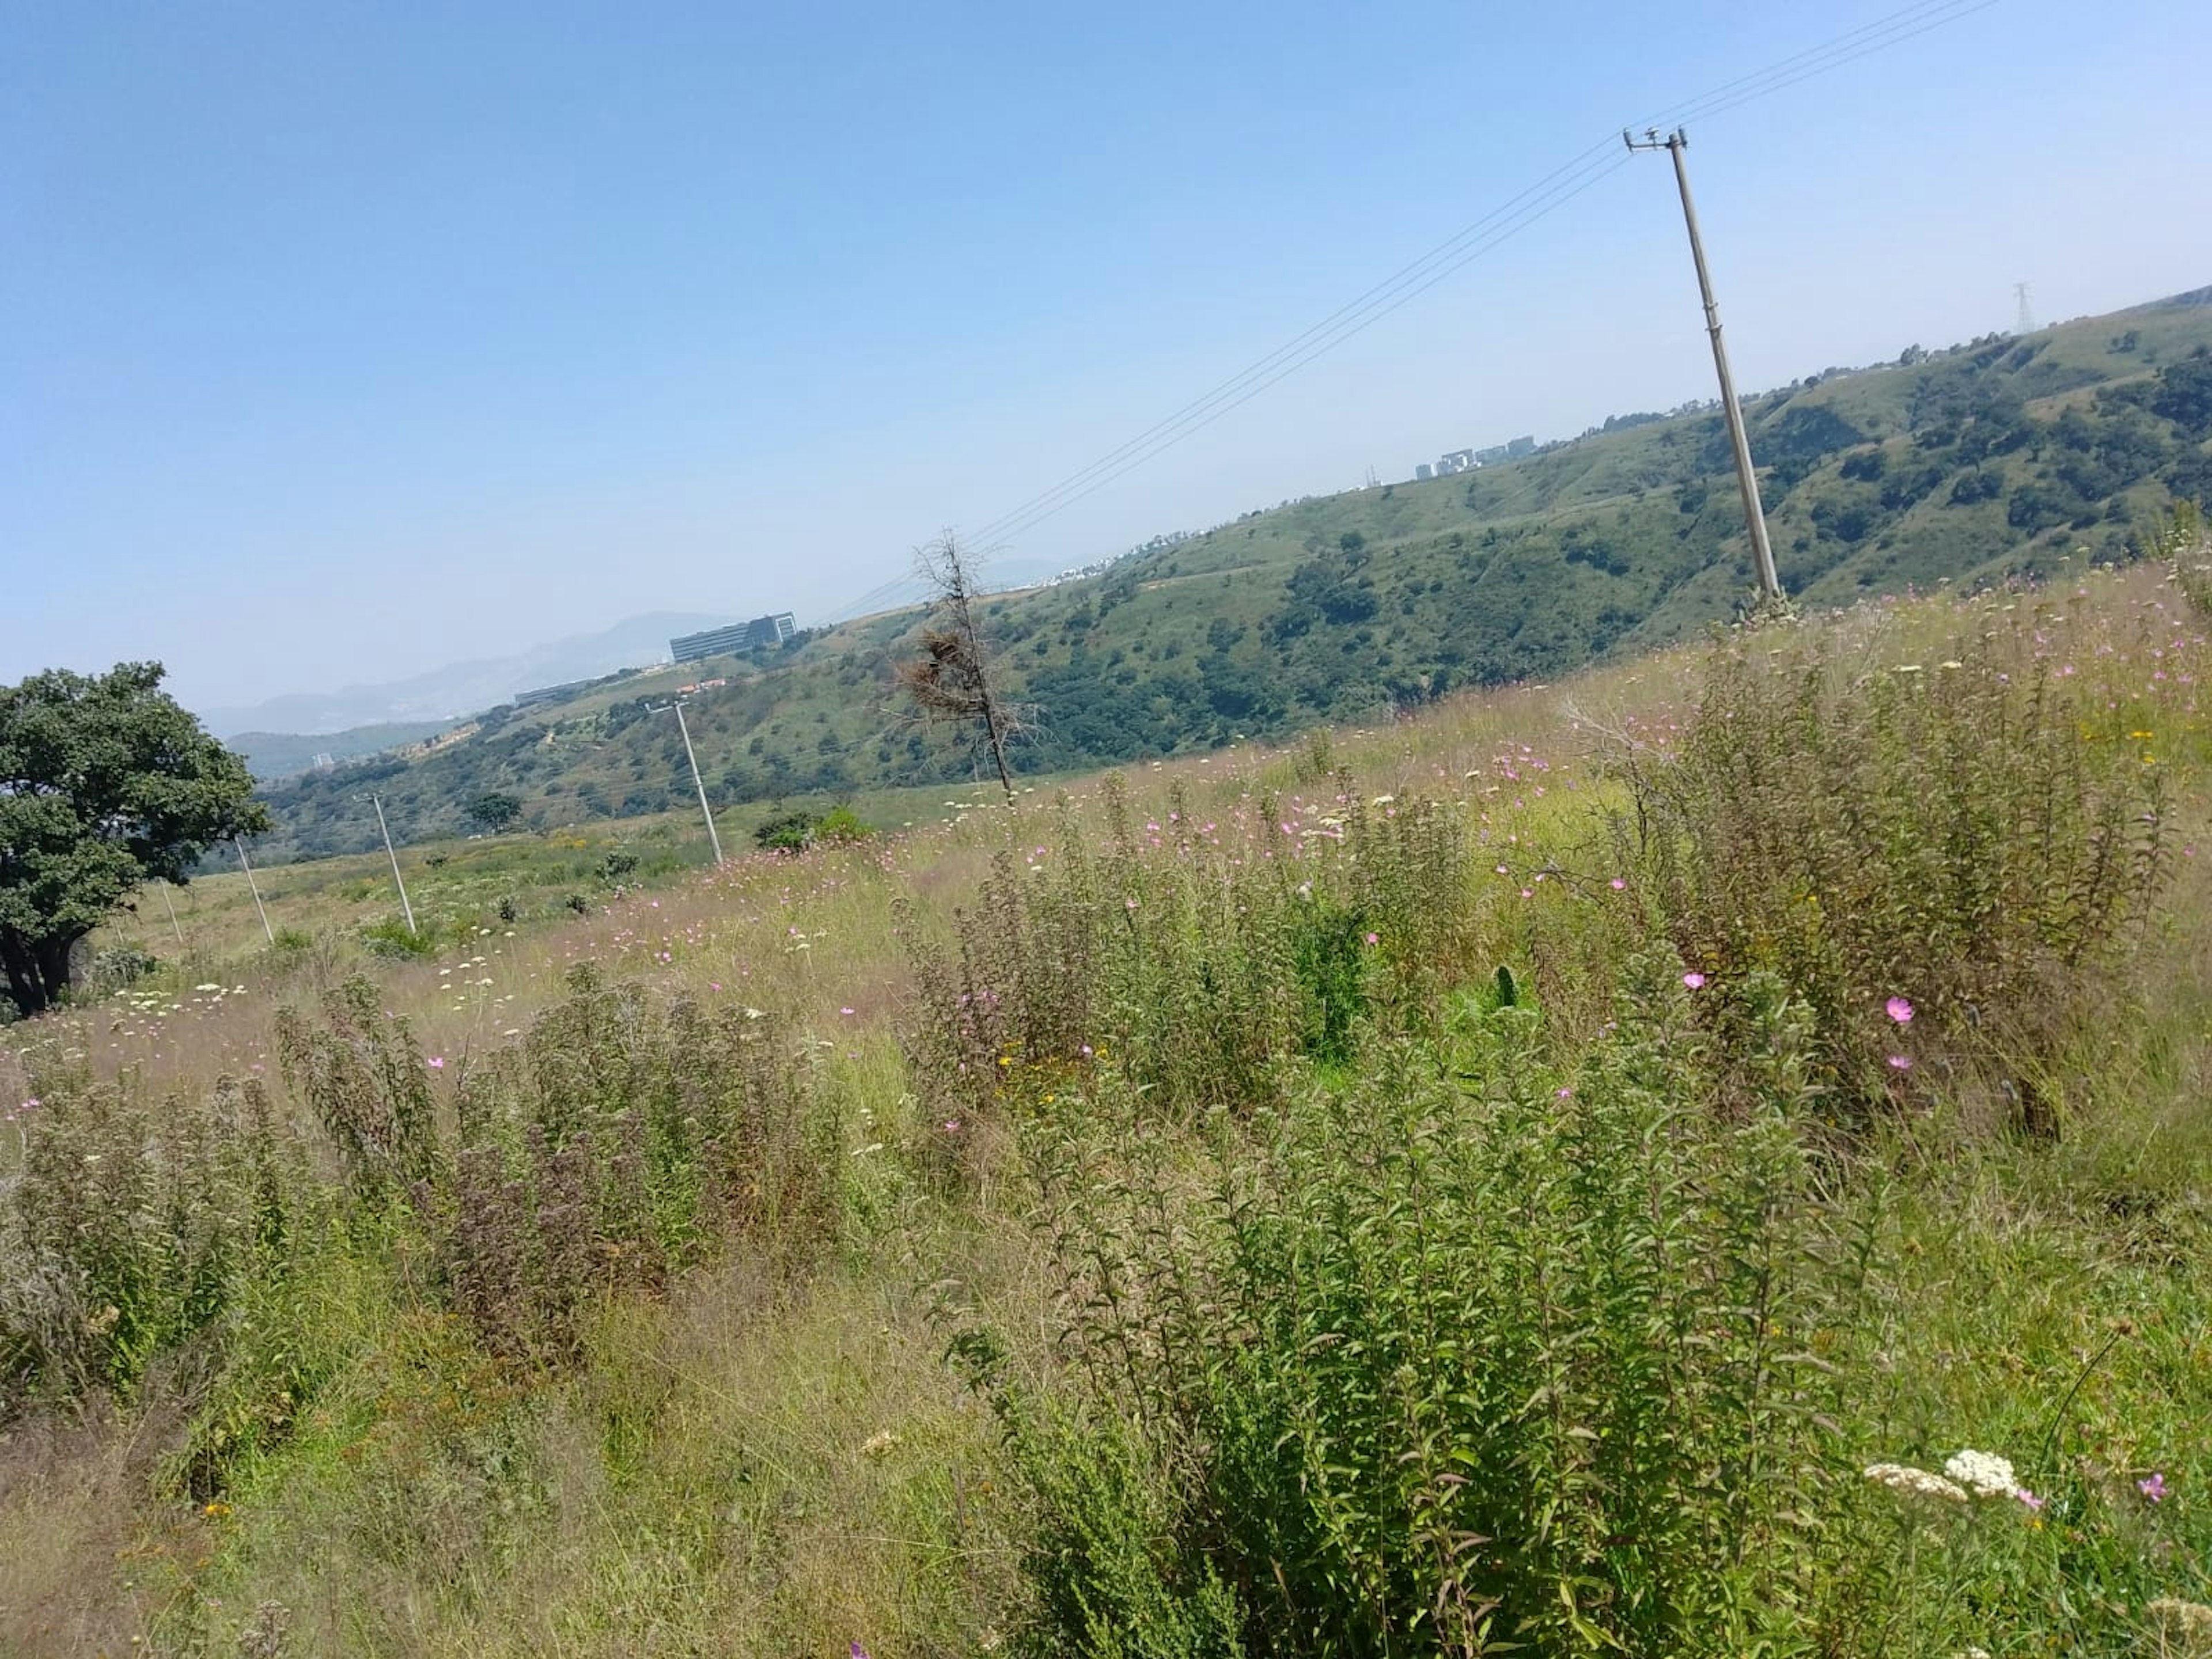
[0,662,268,1017]
[467,791,525,833]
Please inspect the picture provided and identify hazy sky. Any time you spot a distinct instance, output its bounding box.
[6,0,2208,717]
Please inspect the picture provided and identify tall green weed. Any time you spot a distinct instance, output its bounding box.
[1616,618,2166,1118]
[907,775,1481,1122]
[972,961,1871,1656]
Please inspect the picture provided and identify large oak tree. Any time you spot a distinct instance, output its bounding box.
[1,662,268,1018]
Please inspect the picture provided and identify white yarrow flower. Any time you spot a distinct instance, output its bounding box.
[1943,1449,2018,1499]
[1864,1462,1969,1504]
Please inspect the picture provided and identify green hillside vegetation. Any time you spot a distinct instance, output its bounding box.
[229,721,458,782]
[251,287,2212,863]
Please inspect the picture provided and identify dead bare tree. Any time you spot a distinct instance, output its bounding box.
[896,530,1020,804]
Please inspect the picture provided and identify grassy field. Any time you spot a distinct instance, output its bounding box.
[8,556,2212,1656]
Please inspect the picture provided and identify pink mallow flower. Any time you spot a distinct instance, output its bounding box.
[1886,997,1915,1025]
[1682,972,1706,991]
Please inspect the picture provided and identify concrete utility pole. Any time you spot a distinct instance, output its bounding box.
[1626,127,1783,607]
[654,700,725,865]
[234,835,275,945]
[370,794,417,934]
[154,878,186,949]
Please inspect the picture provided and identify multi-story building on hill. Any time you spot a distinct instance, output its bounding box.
[671,613,796,662]
[1415,435,1539,480]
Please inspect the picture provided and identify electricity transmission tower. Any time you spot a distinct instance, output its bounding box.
[1625,126,1783,607]
[2014,282,2035,334]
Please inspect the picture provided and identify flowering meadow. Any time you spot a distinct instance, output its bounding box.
[6,564,2212,1656]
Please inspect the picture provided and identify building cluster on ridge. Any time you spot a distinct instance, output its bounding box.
[1414,435,1536,482]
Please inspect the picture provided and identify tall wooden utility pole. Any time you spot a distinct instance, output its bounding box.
[1626,127,1783,607]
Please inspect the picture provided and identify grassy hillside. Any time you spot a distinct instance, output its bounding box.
[9,559,2212,1656]
[252,286,2212,862]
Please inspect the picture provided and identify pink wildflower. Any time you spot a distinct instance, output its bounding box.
[1682,972,1706,990]
[1888,1055,1913,1071]
[2139,1472,2166,1502]
[1886,996,1915,1024]
[1609,878,1627,891]
[428,1056,446,1070]
[2014,1487,2045,1512]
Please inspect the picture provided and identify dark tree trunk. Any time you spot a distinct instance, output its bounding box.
[0,930,79,1019]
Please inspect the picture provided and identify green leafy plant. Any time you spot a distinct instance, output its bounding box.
[978,962,1863,1657]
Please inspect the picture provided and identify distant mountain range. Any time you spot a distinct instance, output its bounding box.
[198,612,736,738]
[207,558,1088,747]
[227,721,461,783]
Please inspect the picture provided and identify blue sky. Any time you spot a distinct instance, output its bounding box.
[5,0,2208,718]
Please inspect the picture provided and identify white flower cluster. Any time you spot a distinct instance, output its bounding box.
[1863,1463,1968,1505]
[1942,1449,2019,1499]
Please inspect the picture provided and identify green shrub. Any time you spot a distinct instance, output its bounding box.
[275,976,440,1197]
[814,803,873,844]
[975,961,1865,1656]
[907,777,1478,1121]
[84,942,161,993]
[424,965,840,1361]
[5,964,843,1436]
[1615,616,2168,1116]
[2153,499,2212,620]
[359,916,437,959]
[753,809,818,852]
[0,1072,297,1400]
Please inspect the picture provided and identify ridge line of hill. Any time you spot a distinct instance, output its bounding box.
[246,286,2212,865]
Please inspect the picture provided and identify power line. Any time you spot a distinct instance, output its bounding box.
[959,0,2002,558]
[975,152,1633,555]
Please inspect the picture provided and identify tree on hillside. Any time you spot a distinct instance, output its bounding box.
[1,663,268,1017]
[896,531,1022,804]
[467,791,525,834]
